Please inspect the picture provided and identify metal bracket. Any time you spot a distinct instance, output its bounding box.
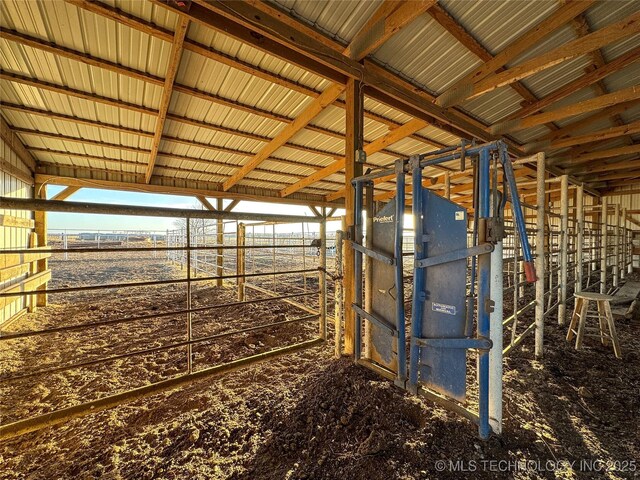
[352,304,398,338]
[486,217,504,243]
[415,243,493,269]
[414,336,493,351]
[356,149,367,164]
[408,154,421,171]
[484,298,495,314]
[349,241,396,265]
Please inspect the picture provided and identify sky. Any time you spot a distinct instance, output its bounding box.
[46,185,343,234]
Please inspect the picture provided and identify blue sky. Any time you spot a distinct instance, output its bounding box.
[46,186,338,233]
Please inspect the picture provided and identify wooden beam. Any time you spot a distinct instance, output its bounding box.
[505,47,640,121]
[0,156,33,185]
[34,174,337,207]
[542,100,640,142]
[524,120,640,153]
[438,9,640,106]
[196,195,216,211]
[0,215,35,229]
[564,158,640,175]
[427,4,557,130]
[550,144,640,166]
[50,186,81,201]
[145,17,189,183]
[0,71,157,116]
[221,83,345,191]
[281,118,428,198]
[345,0,436,60]
[436,0,595,107]
[343,77,363,355]
[0,116,36,173]
[492,85,640,134]
[224,199,239,212]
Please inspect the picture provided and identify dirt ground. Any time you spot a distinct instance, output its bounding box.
[1,250,639,479]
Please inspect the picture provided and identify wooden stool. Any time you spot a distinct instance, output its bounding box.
[566,292,621,359]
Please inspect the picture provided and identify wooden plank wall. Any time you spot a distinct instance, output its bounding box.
[1,134,34,324]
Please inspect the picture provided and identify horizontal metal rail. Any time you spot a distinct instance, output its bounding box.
[0,268,318,298]
[0,244,313,254]
[0,291,319,340]
[0,338,324,441]
[1,313,319,382]
[0,197,323,223]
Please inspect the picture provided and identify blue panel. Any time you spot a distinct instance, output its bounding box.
[419,190,468,401]
[369,198,398,371]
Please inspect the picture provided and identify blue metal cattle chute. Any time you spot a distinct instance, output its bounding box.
[350,141,536,439]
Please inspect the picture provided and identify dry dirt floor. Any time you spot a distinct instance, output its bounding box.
[1,250,638,479]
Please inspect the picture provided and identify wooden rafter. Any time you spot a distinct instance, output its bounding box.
[196,195,216,211]
[524,120,640,153]
[570,13,632,142]
[492,85,640,134]
[0,116,36,173]
[345,0,436,60]
[281,118,429,198]
[438,9,640,107]
[219,0,436,192]
[564,158,640,175]
[502,47,640,121]
[435,0,595,107]
[221,83,345,191]
[50,186,82,201]
[62,0,445,152]
[145,17,189,183]
[542,100,640,142]
[550,144,640,166]
[427,4,559,131]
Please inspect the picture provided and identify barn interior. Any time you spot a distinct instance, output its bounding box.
[1,0,640,478]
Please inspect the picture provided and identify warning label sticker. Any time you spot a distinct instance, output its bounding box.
[432,302,456,315]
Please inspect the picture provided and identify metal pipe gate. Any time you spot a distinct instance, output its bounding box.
[349,141,536,439]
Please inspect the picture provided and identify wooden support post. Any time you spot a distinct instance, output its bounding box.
[34,183,48,307]
[27,232,38,313]
[621,207,627,280]
[343,77,364,356]
[559,175,569,325]
[237,223,246,302]
[319,214,327,340]
[601,196,608,294]
[534,153,546,358]
[614,203,620,288]
[216,198,224,287]
[576,184,584,293]
[334,218,345,357]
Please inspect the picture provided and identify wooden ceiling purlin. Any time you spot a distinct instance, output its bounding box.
[502,46,640,121]
[523,120,640,153]
[563,157,640,175]
[549,143,640,166]
[219,0,432,191]
[570,13,635,146]
[492,85,640,135]
[427,3,561,132]
[437,8,640,107]
[0,28,444,160]
[281,118,431,199]
[435,0,596,107]
[64,0,446,150]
